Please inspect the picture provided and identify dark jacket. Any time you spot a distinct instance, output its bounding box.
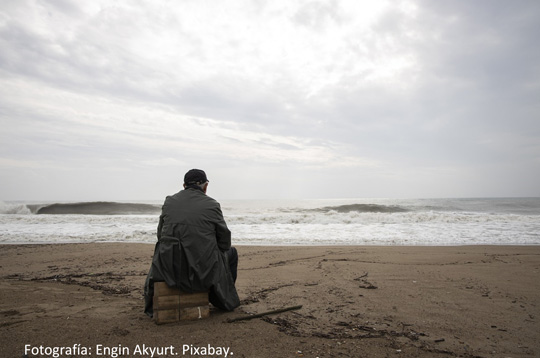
[144,188,239,316]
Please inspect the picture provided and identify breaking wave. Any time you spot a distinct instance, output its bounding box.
[0,201,161,215]
[0,202,32,215]
[313,203,409,213]
[35,201,161,215]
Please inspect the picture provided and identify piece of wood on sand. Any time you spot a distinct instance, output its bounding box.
[226,305,303,323]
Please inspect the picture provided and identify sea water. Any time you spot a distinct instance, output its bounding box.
[1,198,539,246]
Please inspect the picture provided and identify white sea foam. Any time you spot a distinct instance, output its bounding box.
[0,201,32,215]
[1,198,539,245]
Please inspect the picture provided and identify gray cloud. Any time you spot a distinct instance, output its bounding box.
[1,0,539,200]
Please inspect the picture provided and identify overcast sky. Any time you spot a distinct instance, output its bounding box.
[1,0,539,201]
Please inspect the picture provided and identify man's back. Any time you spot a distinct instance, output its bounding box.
[159,188,231,253]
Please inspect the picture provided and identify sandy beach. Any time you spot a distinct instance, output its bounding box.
[1,243,539,358]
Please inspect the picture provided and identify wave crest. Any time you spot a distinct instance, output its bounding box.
[315,203,409,213]
[0,202,32,215]
[36,202,160,215]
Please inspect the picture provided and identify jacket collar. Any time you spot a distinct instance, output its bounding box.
[184,185,205,193]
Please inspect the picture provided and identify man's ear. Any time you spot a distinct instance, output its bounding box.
[203,183,208,193]
[183,184,186,189]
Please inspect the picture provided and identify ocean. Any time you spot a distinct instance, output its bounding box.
[1,198,539,246]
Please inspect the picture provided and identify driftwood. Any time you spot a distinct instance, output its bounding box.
[226,305,302,323]
[354,272,378,289]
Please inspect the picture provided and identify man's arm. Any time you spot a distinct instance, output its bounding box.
[214,205,231,251]
[157,213,164,240]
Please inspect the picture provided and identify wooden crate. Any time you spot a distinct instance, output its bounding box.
[153,282,210,324]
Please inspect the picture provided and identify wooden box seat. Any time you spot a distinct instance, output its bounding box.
[153,282,210,324]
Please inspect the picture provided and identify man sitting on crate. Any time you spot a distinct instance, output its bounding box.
[144,169,240,317]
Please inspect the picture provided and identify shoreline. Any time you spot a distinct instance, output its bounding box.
[2,243,539,357]
[2,241,540,246]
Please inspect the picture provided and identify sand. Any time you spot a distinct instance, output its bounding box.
[1,243,539,358]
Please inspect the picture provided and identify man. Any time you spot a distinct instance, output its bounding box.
[144,169,239,316]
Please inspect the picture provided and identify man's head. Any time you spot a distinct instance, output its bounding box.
[183,169,209,192]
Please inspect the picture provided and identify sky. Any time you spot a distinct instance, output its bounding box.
[1,0,539,201]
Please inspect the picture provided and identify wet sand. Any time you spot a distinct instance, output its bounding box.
[1,243,539,357]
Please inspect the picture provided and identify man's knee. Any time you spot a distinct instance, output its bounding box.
[226,247,238,283]
[228,246,238,265]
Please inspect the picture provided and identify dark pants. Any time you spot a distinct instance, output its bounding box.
[225,247,238,283]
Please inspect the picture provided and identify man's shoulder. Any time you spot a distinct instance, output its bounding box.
[166,189,221,207]
[197,191,221,208]
[164,190,183,202]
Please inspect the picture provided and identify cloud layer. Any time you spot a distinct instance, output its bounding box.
[1,0,539,200]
